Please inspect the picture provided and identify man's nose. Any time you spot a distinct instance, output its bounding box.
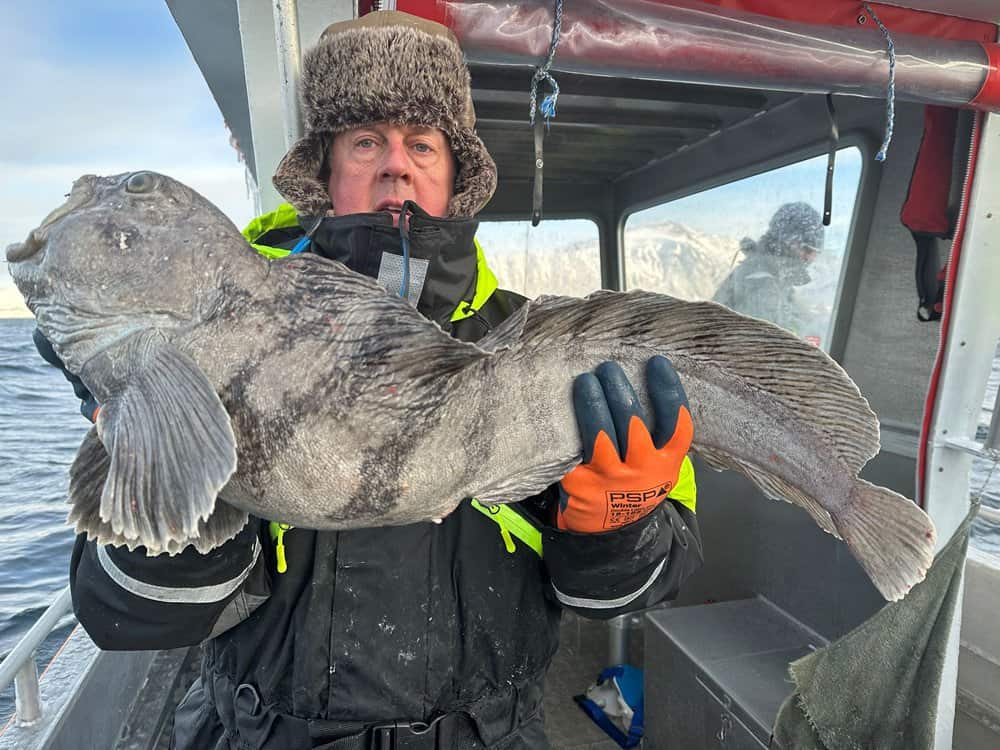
[380,139,412,182]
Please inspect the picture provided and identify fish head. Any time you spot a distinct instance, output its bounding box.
[6,171,243,372]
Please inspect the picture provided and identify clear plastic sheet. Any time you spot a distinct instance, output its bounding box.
[441,0,994,108]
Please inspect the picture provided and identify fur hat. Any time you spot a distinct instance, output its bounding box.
[759,202,824,256]
[272,11,497,218]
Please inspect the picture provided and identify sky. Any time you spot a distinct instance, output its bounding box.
[0,0,256,316]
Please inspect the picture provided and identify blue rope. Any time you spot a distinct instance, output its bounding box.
[290,216,323,255]
[399,232,411,299]
[529,0,564,127]
[862,2,896,162]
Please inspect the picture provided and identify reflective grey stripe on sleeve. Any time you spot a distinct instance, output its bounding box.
[96,540,261,604]
[550,557,666,610]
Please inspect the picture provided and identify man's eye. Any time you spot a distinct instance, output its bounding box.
[356,138,377,149]
[413,142,433,154]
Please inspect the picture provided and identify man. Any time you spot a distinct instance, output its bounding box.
[713,201,824,335]
[51,11,702,749]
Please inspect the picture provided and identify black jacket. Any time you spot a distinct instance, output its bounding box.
[69,212,703,749]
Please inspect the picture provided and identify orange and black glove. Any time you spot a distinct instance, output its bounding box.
[556,356,693,533]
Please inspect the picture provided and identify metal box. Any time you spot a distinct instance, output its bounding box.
[644,597,827,749]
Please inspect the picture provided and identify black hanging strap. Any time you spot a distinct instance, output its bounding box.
[823,93,839,227]
[531,115,545,226]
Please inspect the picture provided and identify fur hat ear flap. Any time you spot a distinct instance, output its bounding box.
[272,132,333,216]
[449,128,497,218]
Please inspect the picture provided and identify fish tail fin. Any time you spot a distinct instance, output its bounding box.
[69,428,249,555]
[836,479,936,601]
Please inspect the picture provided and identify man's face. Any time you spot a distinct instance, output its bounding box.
[795,244,819,264]
[327,122,456,225]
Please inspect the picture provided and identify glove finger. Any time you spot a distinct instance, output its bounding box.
[572,372,618,464]
[594,361,649,459]
[80,395,100,423]
[647,355,690,450]
[32,328,64,368]
[70,377,96,402]
[33,327,96,405]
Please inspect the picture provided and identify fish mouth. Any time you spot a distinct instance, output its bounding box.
[6,176,97,264]
[6,231,45,262]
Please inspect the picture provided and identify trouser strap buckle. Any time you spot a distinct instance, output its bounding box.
[369,714,446,749]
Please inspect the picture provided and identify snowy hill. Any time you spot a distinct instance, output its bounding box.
[486,220,740,300]
[620,221,741,300]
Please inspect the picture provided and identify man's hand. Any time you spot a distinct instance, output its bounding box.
[557,356,693,533]
[32,328,100,422]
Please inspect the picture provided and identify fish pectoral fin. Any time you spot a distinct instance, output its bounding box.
[68,427,249,556]
[94,334,237,550]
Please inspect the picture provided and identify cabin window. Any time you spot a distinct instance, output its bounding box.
[623,147,864,351]
[476,219,602,298]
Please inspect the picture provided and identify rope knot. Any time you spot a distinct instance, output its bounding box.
[528,0,564,126]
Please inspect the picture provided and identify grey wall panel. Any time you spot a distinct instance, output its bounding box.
[678,449,915,641]
[614,95,885,218]
[840,102,943,429]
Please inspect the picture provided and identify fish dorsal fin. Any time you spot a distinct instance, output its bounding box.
[549,291,880,472]
[68,428,249,555]
[654,295,879,471]
[278,253,492,376]
[477,302,529,353]
[91,331,238,550]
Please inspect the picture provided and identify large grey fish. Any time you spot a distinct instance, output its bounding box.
[6,172,935,601]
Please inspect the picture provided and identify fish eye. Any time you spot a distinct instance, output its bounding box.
[125,172,158,194]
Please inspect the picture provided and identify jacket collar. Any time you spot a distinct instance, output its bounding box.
[301,203,481,329]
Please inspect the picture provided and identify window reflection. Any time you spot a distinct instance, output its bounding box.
[476,219,602,298]
[624,148,863,351]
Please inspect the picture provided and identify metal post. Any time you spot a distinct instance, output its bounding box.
[273,0,304,148]
[13,660,41,727]
[0,585,73,727]
[608,614,628,666]
[985,383,1000,453]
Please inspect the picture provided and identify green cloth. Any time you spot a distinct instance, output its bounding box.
[771,504,977,750]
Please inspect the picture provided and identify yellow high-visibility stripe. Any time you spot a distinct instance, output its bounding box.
[268,522,293,573]
[242,203,299,244]
[670,456,697,513]
[449,239,499,322]
[470,499,544,557]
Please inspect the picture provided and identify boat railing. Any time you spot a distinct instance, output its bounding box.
[0,586,73,728]
[941,375,1000,465]
[987,380,1000,454]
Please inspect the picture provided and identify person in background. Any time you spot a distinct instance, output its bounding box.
[714,201,824,336]
[37,11,703,749]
